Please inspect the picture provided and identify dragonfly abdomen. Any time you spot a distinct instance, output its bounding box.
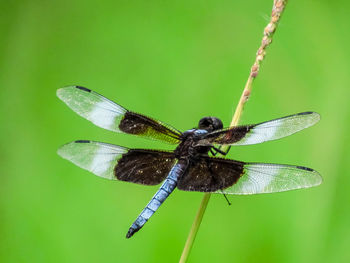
[126,161,186,238]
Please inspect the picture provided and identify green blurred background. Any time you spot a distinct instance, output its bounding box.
[1,0,349,262]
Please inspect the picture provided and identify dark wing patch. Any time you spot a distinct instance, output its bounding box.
[196,125,254,146]
[177,157,244,192]
[115,149,176,185]
[119,111,181,144]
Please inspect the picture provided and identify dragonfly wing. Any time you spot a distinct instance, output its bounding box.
[197,112,320,146]
[177,157,322,194]
[57,86,181,144]
[58,140,176,185]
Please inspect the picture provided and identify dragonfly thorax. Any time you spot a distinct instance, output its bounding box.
[173,117,224,160]
[175,129,211,160]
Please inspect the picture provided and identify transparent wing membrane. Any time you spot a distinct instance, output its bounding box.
[220,163,322,195]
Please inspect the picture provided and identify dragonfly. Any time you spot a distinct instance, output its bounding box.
[57,86,322,238]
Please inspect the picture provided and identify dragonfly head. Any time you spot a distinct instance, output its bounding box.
[198,117,223,132]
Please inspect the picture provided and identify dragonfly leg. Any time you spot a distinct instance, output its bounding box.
[211,146,231,156]
[220,190,232,206]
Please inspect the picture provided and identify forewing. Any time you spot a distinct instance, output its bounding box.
[58,140,176,185]
[221,162,322,195]
[197,112,320,146]
[57,86,181,144]
[177,157,244,192]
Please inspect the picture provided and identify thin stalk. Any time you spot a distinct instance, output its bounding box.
[179,1,289,262]
[179,194,210,263]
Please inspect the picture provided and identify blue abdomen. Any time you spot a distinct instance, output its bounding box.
[126,161,187,238]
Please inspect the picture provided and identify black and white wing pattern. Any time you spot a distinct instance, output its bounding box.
[57,86,182,144]
[177,157,322,194]
[196,112,320,146]
[58,140,176,185]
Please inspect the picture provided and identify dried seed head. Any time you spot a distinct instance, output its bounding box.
[264,23,276,35]
[243,89,251,98]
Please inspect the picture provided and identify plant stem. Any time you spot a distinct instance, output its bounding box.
[179,1,289,262]
[179,193,210,263]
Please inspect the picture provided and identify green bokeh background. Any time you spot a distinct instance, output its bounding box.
[1,0,349,262]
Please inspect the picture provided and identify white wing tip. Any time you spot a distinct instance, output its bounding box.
[57,86,91,99]
[309,169,323,187]
[57,140,91,159]
[57,141,77,159]
[56,87,65,99]
[300,111,321,125]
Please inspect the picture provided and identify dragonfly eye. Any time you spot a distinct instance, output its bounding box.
[198,117,223,132]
